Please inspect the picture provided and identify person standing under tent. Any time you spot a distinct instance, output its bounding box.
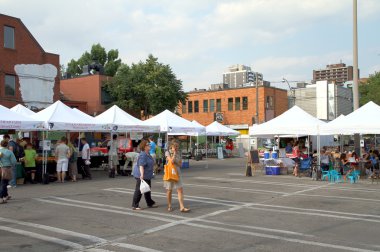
[148,136,157,174]
[81,138,92,180]
[0,140,17,203]
[292,141,301,177]
[68,141,78,182]
[55,137,71,183]
[107,134,119,178]
[23,143,37,184]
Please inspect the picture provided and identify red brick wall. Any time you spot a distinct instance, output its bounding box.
[179,86,288,126]
[61,75,111,116]
[0,14,60,108]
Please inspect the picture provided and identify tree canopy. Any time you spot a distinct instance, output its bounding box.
[66,43,121,77]
[359,71,380,106]
[105,54,187,118]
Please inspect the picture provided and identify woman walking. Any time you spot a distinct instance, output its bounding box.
[131,139,158,210]
[0,140,17,203]
[68,141,78,182]
[164,140,190,212]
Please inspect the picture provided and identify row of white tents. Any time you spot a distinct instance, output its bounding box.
[1,101,240,137]
[249,101,380,137]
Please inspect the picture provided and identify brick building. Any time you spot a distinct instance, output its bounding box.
[179,86,288,134]
[0,14,60,109]
[60,74,112,116]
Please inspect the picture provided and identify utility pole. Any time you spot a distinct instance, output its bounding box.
[353,0,361,156]
[255,72,259,124]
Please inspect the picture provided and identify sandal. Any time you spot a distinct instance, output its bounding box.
[167,207,173,212]
[180,208,190,213]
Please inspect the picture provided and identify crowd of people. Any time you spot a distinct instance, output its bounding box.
[0,134,191,212]
[285,137,379,179]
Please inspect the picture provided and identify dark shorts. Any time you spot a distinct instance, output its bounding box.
[24,167,36,172]
[292,158,300,164]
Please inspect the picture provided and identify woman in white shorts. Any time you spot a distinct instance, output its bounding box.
[55,137,70,183]
[164,140,190,212]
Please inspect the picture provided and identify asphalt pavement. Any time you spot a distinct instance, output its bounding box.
[0,157,380,252]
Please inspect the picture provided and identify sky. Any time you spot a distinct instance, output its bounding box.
[1,0,380,91]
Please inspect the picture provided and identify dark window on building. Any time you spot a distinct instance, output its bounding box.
[182,102,187,114]
[101,87,112,105]
[235,97,240,110]
[228,98,233,111]
[210,99,215,112]
[216,99,221,112]
[242,97,248,110]
[194,100,199,113]
[266,96,274,109]
[4,26,15,49]
[203,100,208,112]
[188,101,193,113]
[5,75,15,96]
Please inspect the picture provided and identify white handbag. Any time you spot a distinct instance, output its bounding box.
[140,179,151,194]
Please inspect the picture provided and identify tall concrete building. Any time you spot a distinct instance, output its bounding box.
[223,64,263,88]
[291,81,353,120]
[313,63,358,86]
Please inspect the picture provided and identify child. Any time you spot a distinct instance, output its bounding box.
[23,143,37,184]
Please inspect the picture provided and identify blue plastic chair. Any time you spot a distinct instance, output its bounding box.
[322,170,330,181]
[330,170,342,183]
[347,170,360,184]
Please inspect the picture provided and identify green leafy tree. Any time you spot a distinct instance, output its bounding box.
[105,54,187,118]
[359,71,380,106]
[66,43,121,77]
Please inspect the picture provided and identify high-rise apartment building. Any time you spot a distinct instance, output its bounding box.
[223,64,263,88]
[313,63,358,85]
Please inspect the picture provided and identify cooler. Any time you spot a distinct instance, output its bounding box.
[265,166,280,175]
[181,159,189,169]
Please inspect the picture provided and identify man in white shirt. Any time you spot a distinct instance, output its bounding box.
[81,138,92,179]
[107,134,119,178]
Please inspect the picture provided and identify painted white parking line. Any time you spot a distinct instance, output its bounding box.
[194,176,318,188]
[36,198,175,223]
[49,196,186,220]
[85,249,113,252]
[185,222,378,252]
[179,183,287,195]
[0,226,84,250]
[294,193,380,203]
[104,188,240,207]
[105,188,380,222]
[34,195,380,251]
[112,243,163,252]
[0,217,107,244]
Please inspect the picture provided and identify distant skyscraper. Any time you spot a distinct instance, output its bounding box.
[223,64,263,88]
[313,63,358,86]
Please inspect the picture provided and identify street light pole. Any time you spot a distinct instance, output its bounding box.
[255,72,259,124]
[282,78,295,108]
[353,0,359,110]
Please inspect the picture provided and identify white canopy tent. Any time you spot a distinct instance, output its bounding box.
[206,121,240,136]
[95,105,159,132]
[144,110,205,134]
[11,104,36,118]
[0,104,43,130]
[249,106,326,136]
[320,101,380,135]
[32,101,104,131]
